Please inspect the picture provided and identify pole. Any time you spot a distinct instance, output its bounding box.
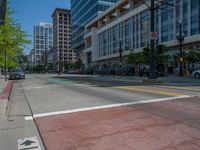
[149,0,157,79]
[179,21,184,76]
[119,41,122,76]
[4,50,7,81]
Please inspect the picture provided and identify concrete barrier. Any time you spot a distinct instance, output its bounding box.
[0,81,13,115]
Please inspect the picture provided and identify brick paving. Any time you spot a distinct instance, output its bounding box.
[35,97,200,150]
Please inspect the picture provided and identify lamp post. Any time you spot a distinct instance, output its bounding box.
[44,48,48,73]
[176,20,184,76]
[4,50,7,81]
[149,0,157,79]
[119,41,122,76]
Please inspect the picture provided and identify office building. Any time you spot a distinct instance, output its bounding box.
[29,49,35,71]
[71,0,119,62]
[33,23,53,65]
[84,0,200,68]
[52,8,75,72]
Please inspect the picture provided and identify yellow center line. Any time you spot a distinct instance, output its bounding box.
[114,86,186,97]
[158,86,200,92]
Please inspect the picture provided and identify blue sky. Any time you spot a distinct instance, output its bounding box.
[10,0,71,54]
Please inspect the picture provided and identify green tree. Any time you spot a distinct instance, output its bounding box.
[74,59,83,70]
[184,50,200,64]
[0,2,31,69]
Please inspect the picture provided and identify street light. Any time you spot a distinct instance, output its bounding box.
[119,41,122,76]
[4,50,7,81]
[176,20,185,76]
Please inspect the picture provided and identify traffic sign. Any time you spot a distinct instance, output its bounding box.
[150,32,157,40]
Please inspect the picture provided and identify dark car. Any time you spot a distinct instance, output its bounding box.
[9,70,25,80]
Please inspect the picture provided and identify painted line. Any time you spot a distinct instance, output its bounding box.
[114,86,186,97]
[25,95,191,120]
[158,86,200,92]
[22,85,61,90]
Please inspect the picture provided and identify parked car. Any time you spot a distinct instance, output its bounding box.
[9,70,25,80]
[192,70,200,79]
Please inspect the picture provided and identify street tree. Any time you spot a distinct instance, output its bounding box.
[0,2,31,69]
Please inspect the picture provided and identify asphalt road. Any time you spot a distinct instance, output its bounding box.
[1,74,200,150]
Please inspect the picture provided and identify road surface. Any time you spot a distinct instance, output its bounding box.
[1,74,200,150]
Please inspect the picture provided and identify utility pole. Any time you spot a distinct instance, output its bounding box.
[177,20,184,76]
[119,41,122,76]
[44,48,48,73]
[149,0,157,79]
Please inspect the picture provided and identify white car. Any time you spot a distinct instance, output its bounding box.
[192,70,200,79]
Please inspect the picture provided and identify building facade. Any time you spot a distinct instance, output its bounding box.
[52,8,75,72]
[33,23,53,66]
[29,49,35,71]
[71,0,119,62]
[84,0,200,68]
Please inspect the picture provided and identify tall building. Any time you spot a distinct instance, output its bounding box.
[29,49,35,71]
[84,0,200,68]
[71,0,119,60]
[33,23,53,65]
[52,8,75,72]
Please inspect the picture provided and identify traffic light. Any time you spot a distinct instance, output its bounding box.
[156,44,164,54]
[143,47,150,57]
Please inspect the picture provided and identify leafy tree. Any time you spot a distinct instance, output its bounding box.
[0,2,31,69]
[127,52,147,65]
[184,50,200,64]
[74,59,83,70]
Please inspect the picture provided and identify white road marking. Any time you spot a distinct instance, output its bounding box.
[18,136,41,150]
[25,95,191,120]
[21,85,60,90]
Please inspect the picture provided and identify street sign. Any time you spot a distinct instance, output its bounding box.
[0,0,7,26]
[18,136,41,150]
[150,32,157,40]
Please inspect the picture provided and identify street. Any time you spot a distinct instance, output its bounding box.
[1,74,200,150]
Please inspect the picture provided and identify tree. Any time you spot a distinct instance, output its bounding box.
[184,50,200,64]
[74,59,83,70]
[0,2,31,69]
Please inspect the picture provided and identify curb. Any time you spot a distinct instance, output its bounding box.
[0,81,13,115]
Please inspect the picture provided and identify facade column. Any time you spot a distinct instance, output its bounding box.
[158,7,162,43]
[134,15,137,49]
[105,16,110,23]
[187,0,191,36]
[129,0,134,11]
[98,21,102,28]
[130,17,134,50]
[138,13,141,48]
[173,0,177,40]
[116,9,121,17]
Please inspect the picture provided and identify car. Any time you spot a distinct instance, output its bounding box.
[9,70,25,80]
[192,70,200,79]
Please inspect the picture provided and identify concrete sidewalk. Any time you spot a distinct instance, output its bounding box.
[0,74,7,95]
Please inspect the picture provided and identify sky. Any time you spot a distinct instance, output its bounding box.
[10,0,71,55]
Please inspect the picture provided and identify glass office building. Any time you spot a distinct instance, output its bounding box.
[84,0,200,66]
[33,23,53,65]
[71,0,119,56]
